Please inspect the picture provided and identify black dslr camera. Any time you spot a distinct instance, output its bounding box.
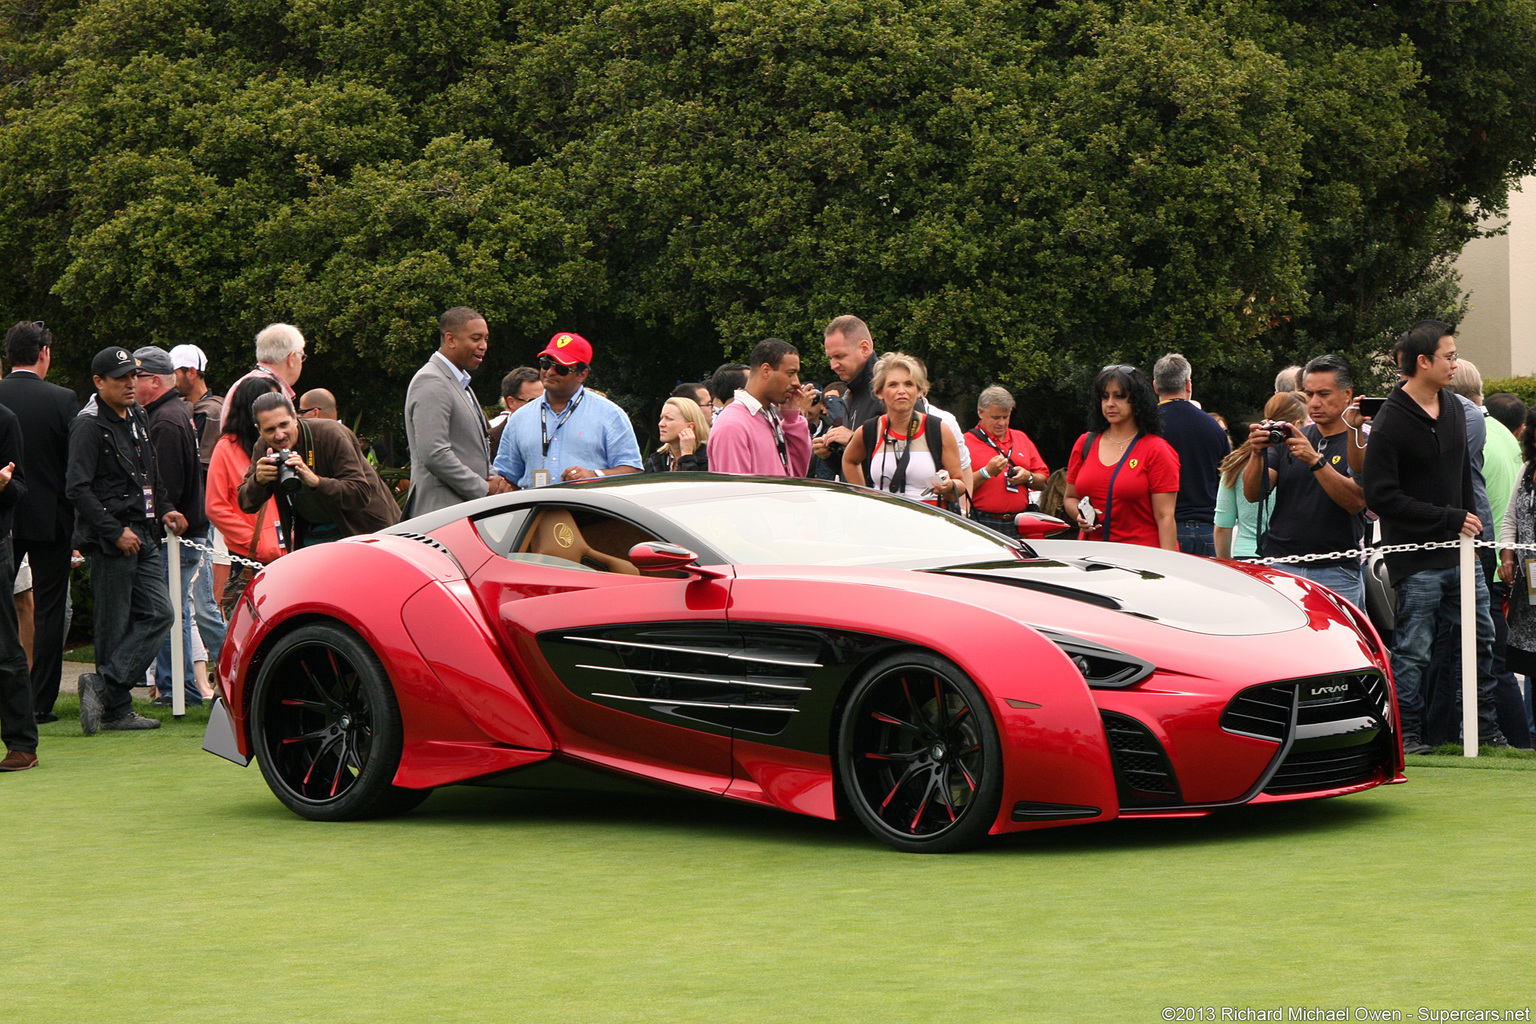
[269,449,301,494]
[1261,421,1292,447]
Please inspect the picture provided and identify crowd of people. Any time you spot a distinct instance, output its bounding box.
[2,311,1533,772]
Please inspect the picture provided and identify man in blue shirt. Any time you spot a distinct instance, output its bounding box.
[493,332,643,488]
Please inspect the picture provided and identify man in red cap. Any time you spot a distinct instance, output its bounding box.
[492,332,642,488]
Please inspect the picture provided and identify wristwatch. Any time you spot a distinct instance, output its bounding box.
[1309,459,1326,473]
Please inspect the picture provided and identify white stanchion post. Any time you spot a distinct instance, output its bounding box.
[169,535,185,718]
[1460,534,1476,758]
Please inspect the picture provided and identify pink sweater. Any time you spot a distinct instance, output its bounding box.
[708,400,812,476]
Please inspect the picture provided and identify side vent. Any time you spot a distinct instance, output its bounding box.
[1100,711,1182,807]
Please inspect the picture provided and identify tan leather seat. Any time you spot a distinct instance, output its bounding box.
[524,509,640,574]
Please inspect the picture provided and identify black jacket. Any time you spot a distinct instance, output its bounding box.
[144,389,207,535]
[65,397,175,554]
[1362,382,1474,587]
[842,357,882,436]
[643,443,709,473]
[0,403,28,542]
[0,371,77,544]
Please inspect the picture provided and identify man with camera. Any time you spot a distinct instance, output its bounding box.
[67,347,189,735]
[239,393,400,550]
[1242,353,1367,606]
[965,386,1050,540]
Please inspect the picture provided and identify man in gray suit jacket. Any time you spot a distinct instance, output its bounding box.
[405,307,512,517]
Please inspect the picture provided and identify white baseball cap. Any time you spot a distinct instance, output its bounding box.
[168,344,207,371]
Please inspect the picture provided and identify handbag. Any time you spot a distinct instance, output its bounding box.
[220,500,269,617]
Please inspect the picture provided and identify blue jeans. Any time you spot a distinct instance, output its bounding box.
[89,529,174,719]
[155,529,227,705]
[1389,561,1503,743]
[1289,563,1365,610]
[1176,520,1215,557]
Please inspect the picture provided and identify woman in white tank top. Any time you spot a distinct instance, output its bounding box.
[841,353,965,507]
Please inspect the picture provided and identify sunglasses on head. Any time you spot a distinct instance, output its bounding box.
[539,355,586,376]
[1102,364,1137,374]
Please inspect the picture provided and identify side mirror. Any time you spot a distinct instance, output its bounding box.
[1014,512,1070,540]
[628,542,728,580]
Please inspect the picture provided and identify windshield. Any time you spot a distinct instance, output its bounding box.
[645,486,1021,566]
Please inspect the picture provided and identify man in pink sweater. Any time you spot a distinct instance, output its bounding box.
[708,338,813,477]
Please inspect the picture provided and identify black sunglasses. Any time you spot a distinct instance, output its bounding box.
[539,355,587,376]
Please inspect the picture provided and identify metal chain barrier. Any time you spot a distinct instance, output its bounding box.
[171,532,267,572]
[1248,537,1536,567]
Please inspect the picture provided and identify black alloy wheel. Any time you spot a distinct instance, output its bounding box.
[838,652,1003,853]
[250,622,429,821]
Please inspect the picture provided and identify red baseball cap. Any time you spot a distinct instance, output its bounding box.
[539,331,593,366]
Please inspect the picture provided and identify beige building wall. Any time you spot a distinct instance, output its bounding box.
[1457,176,1536,380]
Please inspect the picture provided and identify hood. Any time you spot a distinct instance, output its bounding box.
[931,540,1312,636]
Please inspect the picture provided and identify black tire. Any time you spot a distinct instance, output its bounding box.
[250,622,430,821]
[837,652,1003,853]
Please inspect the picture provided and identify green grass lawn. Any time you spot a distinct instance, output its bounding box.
[8,699,1536,1023]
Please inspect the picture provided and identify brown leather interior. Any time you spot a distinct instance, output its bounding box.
[523,509,640,574]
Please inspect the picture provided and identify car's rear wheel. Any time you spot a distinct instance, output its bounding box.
[837,652,1002,853]
[251,622,430,821]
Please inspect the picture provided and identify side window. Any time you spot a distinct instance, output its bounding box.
[509,506,663,575]
[472,508,533,557]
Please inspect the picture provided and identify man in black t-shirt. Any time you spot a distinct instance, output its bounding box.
[1242,354,1368,607]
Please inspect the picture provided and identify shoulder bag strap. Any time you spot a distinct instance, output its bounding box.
[1100,435,1142,543]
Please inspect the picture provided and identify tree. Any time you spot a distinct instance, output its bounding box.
[4,0,1534,458]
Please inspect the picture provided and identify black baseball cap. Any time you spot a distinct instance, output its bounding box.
[91,347,139,379]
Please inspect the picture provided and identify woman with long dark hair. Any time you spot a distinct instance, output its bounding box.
[206,376,284,613]
[1063,364,1180,549]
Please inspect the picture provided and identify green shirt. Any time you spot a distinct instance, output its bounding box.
[1483,415,1522,534]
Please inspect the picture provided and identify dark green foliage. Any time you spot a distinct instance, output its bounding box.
[4,0,1534,460]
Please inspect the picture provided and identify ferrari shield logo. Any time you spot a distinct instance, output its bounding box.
[556,334,572,348]
[1128,458,1139,468]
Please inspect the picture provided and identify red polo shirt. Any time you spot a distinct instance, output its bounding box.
[964,426,1049,514]
[1066,433,1180,547]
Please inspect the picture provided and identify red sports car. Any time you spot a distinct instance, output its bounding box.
[204,476,1405,852]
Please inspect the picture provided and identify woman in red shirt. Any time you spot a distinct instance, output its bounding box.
[1064,364,1180,549]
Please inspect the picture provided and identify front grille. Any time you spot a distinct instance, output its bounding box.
[1264,735,1391,794]
[1220,684,1293,740]
[1221,671,1394,796]
[1101,711,1181,806]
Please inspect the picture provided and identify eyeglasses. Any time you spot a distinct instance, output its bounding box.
[298,407,317,416]
[1101,364,1137,374]
[539,355,586,376]
[1435,351,1460,363]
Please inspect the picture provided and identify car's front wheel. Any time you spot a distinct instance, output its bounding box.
[250,622,430,821]
[837,652,1003,853]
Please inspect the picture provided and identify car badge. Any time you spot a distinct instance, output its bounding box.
[554,523,574,548]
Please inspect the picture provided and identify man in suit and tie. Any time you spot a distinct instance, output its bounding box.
[0,321,78,724]
[405,307,512,517]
